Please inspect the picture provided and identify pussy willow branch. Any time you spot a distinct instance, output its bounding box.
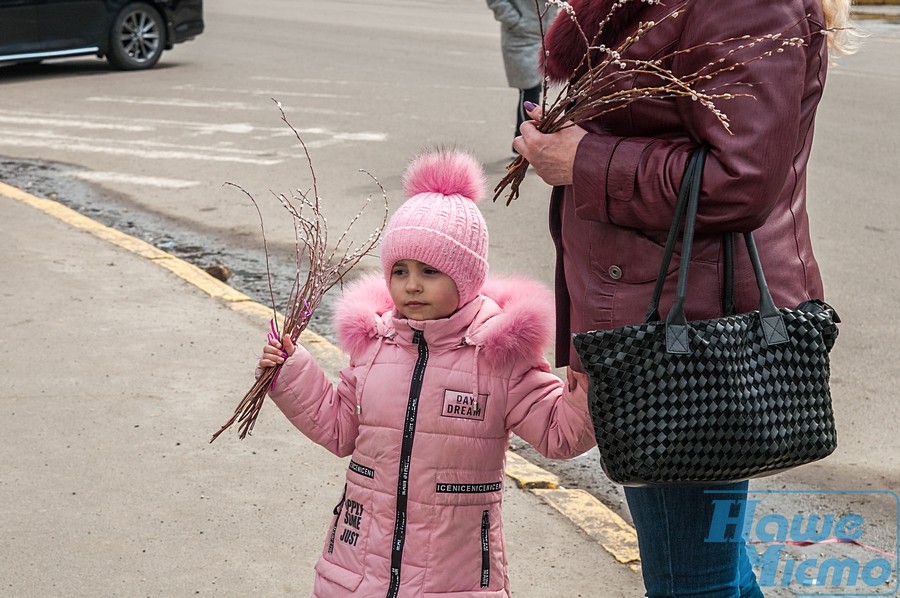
[223,183,280,328]
[210,101,388,442]
[494,0,811,205]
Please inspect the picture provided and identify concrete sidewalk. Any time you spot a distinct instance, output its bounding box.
[0,185,644,597]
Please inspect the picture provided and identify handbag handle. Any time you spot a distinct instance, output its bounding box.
[643,147,707,323]
[644,146,789,353]
[641,148,741,323]
[722,232,736,317]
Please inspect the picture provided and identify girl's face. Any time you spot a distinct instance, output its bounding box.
[389,259,459,321]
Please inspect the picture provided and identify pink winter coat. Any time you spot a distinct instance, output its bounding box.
[268,274,595,597]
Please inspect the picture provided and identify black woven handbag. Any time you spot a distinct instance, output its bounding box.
[572,146,839,486]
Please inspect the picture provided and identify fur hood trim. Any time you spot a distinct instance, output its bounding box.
[471,276,555,367]
[542,0,650,83]
[334,273,397,358]
[334,273,554,368]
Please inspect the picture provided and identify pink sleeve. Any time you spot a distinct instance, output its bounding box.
[267,345,358,457]
[505,362,596,459]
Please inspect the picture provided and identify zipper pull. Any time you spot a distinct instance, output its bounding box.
[356,404,362,415]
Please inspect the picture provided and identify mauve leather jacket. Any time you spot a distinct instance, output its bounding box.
[548,0,830,369]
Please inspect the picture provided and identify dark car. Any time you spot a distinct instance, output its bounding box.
[0,0,203,71]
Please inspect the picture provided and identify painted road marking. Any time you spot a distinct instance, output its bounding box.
[0,108,263,135]
[86,96,266,111]
[0,114,150,132]
[72,171,200,189]
[0,109,386,149]
[248,74,508,92]
[86,96,364,116]
[172,84,352,100]
[0,129,282,165]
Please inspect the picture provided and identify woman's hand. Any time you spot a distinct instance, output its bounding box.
[255,334,296,378]
[513,103,587,187]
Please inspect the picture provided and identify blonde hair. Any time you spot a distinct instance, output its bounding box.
[821,0,863,56]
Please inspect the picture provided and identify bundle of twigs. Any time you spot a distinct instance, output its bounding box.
[494,0,808,204]
[210,100,388,442]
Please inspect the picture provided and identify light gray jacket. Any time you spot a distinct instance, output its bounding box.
[486,0,558,89]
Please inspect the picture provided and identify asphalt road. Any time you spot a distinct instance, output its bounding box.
[2,1,899,591]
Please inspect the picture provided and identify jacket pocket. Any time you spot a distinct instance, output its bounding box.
[320,482,372,583]
[314,557,363,592]
[588,228,677,285]
[427,471,506,593]
[419,512,507,596]
[424,502,506,594]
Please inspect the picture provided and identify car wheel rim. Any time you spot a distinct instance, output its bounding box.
[119,10,161,63]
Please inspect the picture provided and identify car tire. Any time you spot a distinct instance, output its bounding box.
[107,2,166,70]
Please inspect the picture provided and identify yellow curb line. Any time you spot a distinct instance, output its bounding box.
[0,180,640,570]
[533,488,641,572]
[505,451,560,489]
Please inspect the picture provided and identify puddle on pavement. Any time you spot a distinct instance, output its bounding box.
[0,156,341,342]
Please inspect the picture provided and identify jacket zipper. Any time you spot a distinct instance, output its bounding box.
[386,329,428,598]
[481,509,491,588]
[327,483,347,554]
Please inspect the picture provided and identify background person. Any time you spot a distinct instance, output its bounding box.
[485,0,558,155]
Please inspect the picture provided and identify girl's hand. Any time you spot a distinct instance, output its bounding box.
[255,334,296,378]
[566,367,588,393]
[513,104,587,187]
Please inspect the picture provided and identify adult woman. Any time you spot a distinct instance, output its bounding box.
[513,0,857,595]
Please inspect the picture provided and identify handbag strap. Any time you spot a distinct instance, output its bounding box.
[722,232,736,317]
[643,147,708,322]
[648,146,789,353]
[743,232,789,346]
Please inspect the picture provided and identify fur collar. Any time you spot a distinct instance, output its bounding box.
[334,273,554,368]
[542,0,651,83]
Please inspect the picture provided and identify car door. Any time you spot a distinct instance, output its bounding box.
[37,0,109,53]
[0,0,41,58]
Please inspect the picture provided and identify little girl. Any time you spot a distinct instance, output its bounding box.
[257,148,594,597]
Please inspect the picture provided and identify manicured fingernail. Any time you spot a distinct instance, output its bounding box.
[523,101,537,111]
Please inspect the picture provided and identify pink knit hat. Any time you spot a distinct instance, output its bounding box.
[381,149,489,308]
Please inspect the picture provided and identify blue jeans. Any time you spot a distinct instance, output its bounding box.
[624,481,764,598]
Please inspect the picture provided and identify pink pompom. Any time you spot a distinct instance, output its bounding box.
[402,149,486,203]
